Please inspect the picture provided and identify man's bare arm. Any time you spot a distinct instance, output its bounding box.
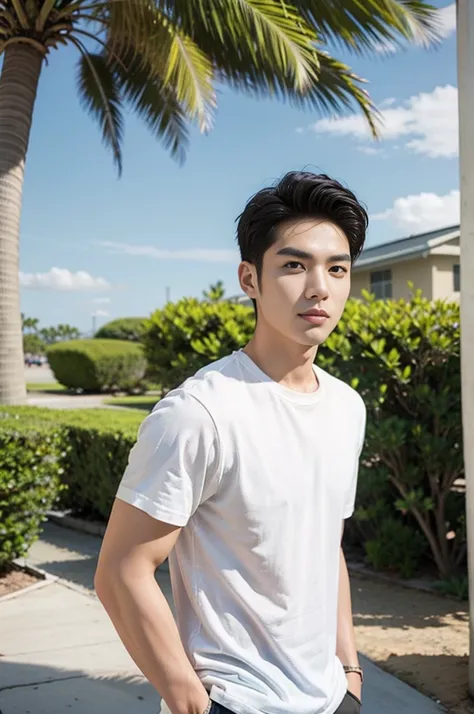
[94,499,209,714]
[336,522,362,701]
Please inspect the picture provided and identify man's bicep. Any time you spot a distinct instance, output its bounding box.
[97,498,182,578]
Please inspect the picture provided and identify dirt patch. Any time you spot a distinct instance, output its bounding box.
[351,572,473,714]
[0,566,42,598]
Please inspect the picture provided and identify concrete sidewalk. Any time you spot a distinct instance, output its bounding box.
[0,522,445,714]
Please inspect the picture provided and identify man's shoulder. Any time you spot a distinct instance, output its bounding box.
[318,366,366,417]
[159,353,243,416]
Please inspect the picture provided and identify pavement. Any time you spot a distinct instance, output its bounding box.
[0,522,446,714]
[24,364,56,384]
[26,393,108,409]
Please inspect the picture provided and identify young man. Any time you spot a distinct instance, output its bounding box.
[95,171,368,714]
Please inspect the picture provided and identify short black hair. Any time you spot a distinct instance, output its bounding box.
[236,171,368,282]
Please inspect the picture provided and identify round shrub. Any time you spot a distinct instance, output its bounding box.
[95,317,146,342]
[0,415,63,570]
[143,298,255,391]
[47,339,147,392]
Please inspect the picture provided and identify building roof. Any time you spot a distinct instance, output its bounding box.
[353,224,460,271]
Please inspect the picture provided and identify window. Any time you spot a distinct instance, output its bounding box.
[453,263,460,292]
[370,269,392,299]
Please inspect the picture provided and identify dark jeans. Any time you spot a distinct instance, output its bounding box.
[209,691,361,714]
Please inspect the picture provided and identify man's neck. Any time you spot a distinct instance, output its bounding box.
[243,327,319,395]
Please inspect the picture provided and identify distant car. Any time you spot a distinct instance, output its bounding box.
[24,354,43,367]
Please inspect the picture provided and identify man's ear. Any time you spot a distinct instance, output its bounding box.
[238,261,259,300]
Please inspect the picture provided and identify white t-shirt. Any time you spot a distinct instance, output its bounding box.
[117,350,366,714]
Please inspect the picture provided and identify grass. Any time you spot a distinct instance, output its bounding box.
[104,395,158,412]
[26,382,66,393]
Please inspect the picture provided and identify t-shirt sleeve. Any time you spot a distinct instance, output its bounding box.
[116,390,222,526]
[343,399,367,520]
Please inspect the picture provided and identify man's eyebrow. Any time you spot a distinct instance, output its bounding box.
[276,247,313,260]
[328,253,352,263]
[276,247,352,263]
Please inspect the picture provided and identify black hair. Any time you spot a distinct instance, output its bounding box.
[236,171,368,310]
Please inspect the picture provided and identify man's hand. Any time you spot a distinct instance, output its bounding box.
[346,672,362,703]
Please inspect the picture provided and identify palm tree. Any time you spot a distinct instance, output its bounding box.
[0,0,439,404]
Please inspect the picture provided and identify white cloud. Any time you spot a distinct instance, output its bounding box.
[311,84,458,158]
[100,241,239,263]
[438,3,456,39]
[92,297,111,304]
[371,189,460,232]
[20,267,111,292]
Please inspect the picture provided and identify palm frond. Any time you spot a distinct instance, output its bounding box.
[301,50,381,137]
[106,1,215,132]
[160,0,320,91]
[215,47,381,138]
[164,30,216,133]
[75,48,124,174]
[288,0,441,54]
[113,52,189,163]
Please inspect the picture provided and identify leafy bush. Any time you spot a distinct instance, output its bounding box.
[95,317,147,342]
[434,574,469,600]
[1,407,143,524]
[143,298,255,391]
[364,518,427,579]
[319,290,463,579]
[47,339,147,392]
[0,414,64,571]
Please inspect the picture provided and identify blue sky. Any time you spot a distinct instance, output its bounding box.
[18,1,458,333]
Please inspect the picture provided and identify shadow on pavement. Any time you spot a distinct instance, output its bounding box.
[0,660,160,714]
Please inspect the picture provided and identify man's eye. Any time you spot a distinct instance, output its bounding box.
[284,261,304,270]
[330,266,348,275]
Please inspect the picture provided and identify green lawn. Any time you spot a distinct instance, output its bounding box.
[104,395,158,412]
[27,382,66,393]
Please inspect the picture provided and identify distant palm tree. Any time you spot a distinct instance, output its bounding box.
[0,0,440,404]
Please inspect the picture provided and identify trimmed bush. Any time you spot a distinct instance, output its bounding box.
[143,298,255,391]
[1,407,144,526]
[95,317,146,342]
[0,413,64,571]
[318,290,463,579]
[47,339,147,392]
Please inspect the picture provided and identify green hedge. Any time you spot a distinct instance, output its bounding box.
[47,339,147,392]
[0,413,64,571]
[95,317,146,342]
[0,408,144,541]
[318,290,463,580]
[143,298,255,391]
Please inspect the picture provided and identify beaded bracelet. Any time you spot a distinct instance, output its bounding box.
[343,665,364,684]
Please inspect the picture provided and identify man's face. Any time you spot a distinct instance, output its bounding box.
[241,218,352,347]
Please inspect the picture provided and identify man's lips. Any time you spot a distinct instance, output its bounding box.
[298,309,329,324]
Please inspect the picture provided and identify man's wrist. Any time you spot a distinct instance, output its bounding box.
[166,680,210,714]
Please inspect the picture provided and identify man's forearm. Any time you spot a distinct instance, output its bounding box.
[97,571,208,714]
[336,548,361,699]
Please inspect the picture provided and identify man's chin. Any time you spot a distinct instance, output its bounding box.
[297,325,332,347]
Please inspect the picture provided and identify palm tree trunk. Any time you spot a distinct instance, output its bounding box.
[0,44,44,405]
